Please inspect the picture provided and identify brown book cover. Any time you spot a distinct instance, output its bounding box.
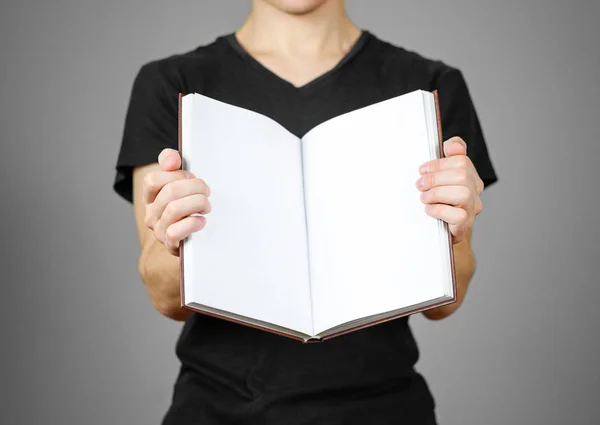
[177,90,457,343]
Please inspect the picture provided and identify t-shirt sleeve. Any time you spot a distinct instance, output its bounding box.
[113,62,179,203]
[435,67,498,189]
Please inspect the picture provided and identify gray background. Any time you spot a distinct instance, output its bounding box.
[1,0,598,424]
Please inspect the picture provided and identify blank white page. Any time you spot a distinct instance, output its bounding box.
[182,94,312,335]
[302,91,448,334]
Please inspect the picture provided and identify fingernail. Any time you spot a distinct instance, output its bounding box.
[420,164,429,174]
[416,177,424,189]
[185,171,195,179]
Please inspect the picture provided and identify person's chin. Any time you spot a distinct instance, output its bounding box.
[263,0,330,16]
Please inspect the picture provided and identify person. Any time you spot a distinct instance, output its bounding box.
[113,0,498,423]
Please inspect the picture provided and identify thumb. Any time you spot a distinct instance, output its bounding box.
[443,137,467,158]
[158,148,181,172]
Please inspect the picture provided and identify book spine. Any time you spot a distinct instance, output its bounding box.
[433,90,458,303]
[178,93,186,307]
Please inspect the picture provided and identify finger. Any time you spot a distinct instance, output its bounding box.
[420,185,474,208]
[474,197,483,215]
[148,178,211,224]
[158,148,182,172]
[163,216,207,256]
[443,136,467,158]
[142,169,195,204]
[475,175,484,195]
[155,194,211,241]
[424,204,469,226]
[419,155,474,175]
[416,168,477,192]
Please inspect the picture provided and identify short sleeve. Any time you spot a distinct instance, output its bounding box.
[435,67,498,189]
[113,62,179,203]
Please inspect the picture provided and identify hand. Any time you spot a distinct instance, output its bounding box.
[416,137,484,244]
[142,148,211,256]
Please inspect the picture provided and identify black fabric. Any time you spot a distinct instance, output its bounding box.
[113,30,498,425]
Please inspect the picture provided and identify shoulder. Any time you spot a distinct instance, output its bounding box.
[133,35,231,93]
[365,31,464,90]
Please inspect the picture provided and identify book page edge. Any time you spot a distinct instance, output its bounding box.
[319,295,457,341]
[301,89,427,141]
[183,302,313,343]
[181,92,299,141]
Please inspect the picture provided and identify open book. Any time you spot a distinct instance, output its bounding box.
[178,89,456,342]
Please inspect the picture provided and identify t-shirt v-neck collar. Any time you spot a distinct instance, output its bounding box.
[224,30,371,94]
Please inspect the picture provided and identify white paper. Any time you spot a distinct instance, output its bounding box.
[182,94,313,335]
[302,91,448,334]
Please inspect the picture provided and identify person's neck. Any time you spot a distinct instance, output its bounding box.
[236,1,361,59]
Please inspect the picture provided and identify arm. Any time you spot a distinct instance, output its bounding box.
[422,227,475,320]
[417,137,484,321]
[416,68,496,320]
[132,149,211,321]
[133,163,191,321]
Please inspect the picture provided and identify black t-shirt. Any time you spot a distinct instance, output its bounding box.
[114,30,498,425]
